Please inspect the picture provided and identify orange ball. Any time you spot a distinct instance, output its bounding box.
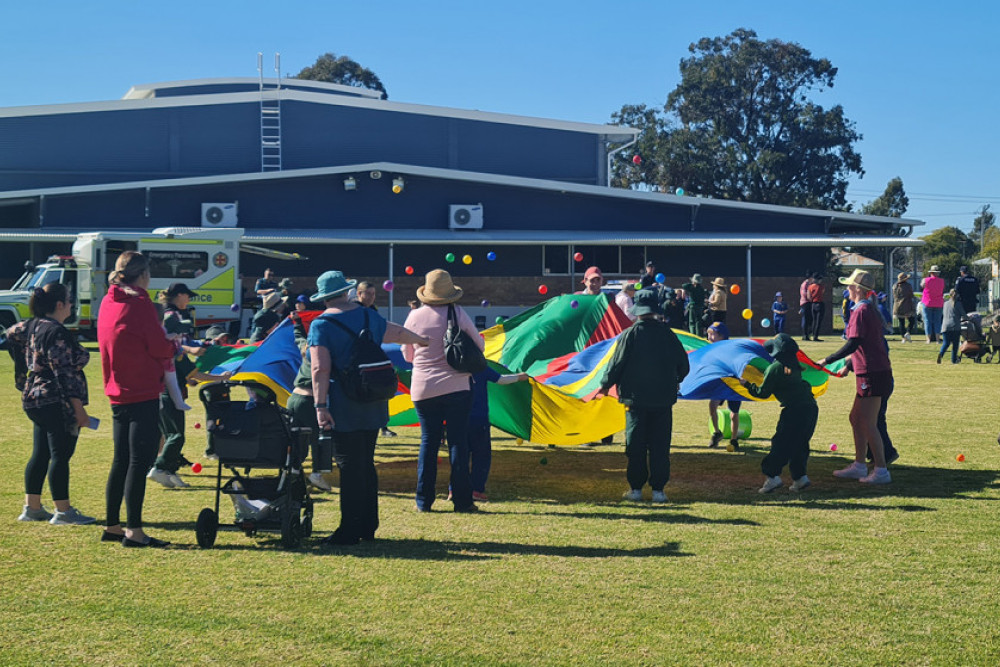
[730,284,741,295]
[405,265,414,275]
[957,454,965,462]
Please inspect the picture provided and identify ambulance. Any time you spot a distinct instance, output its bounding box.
[0,227,244,337]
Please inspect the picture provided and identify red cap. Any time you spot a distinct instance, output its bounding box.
[582,266,603,282]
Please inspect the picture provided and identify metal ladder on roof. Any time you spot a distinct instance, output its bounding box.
[258,52,282,172]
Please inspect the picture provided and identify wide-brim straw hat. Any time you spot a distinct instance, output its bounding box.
[711,277,726,288]
[838,269,876,291]
[417,269,463,305]
[310,270,357,302]
[897,272,911,282]
[928,265,941,274]
[262,292,283,309]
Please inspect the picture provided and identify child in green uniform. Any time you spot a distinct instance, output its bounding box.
[741,333,818,494]
[597,290,690,503]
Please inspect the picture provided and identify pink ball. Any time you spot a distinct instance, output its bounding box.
[632,155,642,165]
[383,280,394,291]
[829,443,837,452]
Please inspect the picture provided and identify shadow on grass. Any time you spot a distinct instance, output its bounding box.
[307,538,693,560]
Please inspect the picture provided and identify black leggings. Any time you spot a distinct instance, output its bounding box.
[24,403,78,501]
[896,317,915,336]
[106,399,161,529]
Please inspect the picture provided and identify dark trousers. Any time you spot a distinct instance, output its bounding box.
[286,392,329,472]
[761,402,817,480]
[800,304,813,337]
[155,392,185,473]
[469,422,492,493]
[24,403,78,501]
[867,377,897,462]
[810,302,825,339]
[331,429,379,540]
[688,309,705,337]
[624,406,673,491]
[414,390,473,511]
[896,317,915,337]
[773,315,786,333]
[106,399,161,529]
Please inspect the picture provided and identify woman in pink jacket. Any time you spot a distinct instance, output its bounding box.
[97,251,178,548]
[402,270,484,513]
[920,265,945,343]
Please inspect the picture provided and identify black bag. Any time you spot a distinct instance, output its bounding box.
[322,310,398,403]
[444,304,487,374]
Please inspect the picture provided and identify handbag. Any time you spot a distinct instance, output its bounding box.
[443,304,487,374]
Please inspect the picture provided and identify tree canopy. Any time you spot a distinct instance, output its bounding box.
[295,53,387,98]
[860,177,908,218]
[920,226,975,281]
[611,29,863,210]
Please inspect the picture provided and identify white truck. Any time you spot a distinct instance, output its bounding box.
[0,227,245,337]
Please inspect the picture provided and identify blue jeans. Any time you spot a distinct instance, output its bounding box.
[939,330,960,363]
[414,390,473,511]
[924,307,943,341]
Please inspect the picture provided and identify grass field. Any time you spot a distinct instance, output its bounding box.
[1,337,999,665]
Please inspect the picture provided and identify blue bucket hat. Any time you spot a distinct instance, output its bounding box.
[310,270,357,303]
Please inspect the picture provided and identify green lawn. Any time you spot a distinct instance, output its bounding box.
[1,338,999,665]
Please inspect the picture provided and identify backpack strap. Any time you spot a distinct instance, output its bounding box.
[317,309,370,374]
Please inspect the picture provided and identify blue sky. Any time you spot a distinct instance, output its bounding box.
[2,0,997,236]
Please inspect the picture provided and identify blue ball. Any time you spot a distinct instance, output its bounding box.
[655,273,666,284]
[761,318,772,328]
[230,303,240,312]
[486,251,497,261]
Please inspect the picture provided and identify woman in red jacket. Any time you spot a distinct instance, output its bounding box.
[97,251,178,548]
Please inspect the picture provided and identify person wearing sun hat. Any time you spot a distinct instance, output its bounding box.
[308,270,429,545]
[402,269,484,513]
[893,272,915,342]
[596,289,689,503]
[707,277,728,324]
[817,269,893,485]
[920,265,945,343]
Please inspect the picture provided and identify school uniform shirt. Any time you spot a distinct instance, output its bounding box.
[844,301,891,376]
[744,360,815,409]
[772,301,788,317]
[600,318,690,408]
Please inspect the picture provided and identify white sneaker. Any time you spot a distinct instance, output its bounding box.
[789,476,812,492]
[146,467,176,488]
[860,468,892,484]
[903,332,912,343]
[309,472,332,492]
[49,507,97,525]
[167,473,189,488]
[651,490,667,503]
[758,476,783,494]
[622,489,642,501]
[833,462,868,480]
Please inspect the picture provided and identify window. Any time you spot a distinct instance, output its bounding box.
[542,246,569,275]
[146,251,209,280]
[26,268,62,289]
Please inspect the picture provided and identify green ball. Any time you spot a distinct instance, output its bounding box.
[495,316,505,325]
[634,282,642,290]
[540,457,548,465]
[445,252,455,263]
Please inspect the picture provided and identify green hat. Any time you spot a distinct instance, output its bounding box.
[764,333,800,366]
[311,270,357,302]
[632,289,663,317]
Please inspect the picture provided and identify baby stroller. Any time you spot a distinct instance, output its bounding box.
[958,314,986,363]
[195,380,313,549]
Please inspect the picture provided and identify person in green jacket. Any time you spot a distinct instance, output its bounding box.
[741,333,818,494]
[596,290,690,503]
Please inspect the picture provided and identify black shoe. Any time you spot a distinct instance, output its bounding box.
[709,431,723,448]
[886,450,900,465]
[454,504,480,514]
[936,354,942,364]
[122,536,171,548]
[176,455,194,468]
[320,531,360,547]
[728,440,741,452]
[812,338,823,342]
[101,530,125,543]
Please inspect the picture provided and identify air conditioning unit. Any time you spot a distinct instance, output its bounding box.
[449,204,483,230]
[201,203,238,228]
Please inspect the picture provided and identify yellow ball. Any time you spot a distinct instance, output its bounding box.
[462,254,472,265]
[516,438,523,444]
[741,308,753,320]
[392,184,402,194]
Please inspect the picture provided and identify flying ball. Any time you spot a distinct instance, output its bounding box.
[570,299,579,309]
[730,284,741,296]
[191,462,203,474]
[445,252,455,263]
[392,184,402,194]
[741,308,753,320]
[405,265,414,275]
[655,273,666,284]
[487,251,497,261]
[538,284,548,295]
[634,282,643,290]
[382,280,394,291]
[632,155,642,165]
[462,254,472,265]
[761,318,772,328]
[957,454,965,462]
[481,299,490,308]
[574,252,583,262]
[230,303,240,312]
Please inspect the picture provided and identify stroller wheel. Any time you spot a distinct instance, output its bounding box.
[196,508,218,549]
[281,502,302,549]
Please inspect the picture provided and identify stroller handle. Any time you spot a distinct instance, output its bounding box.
[199,379,278,405]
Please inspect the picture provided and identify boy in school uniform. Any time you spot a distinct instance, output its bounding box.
[596,290,690,503]
[772,292,788,333]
